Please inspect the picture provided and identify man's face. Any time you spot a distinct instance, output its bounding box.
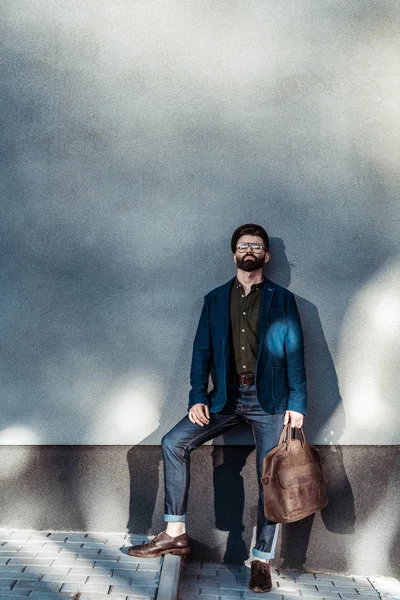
[233,235,270,272]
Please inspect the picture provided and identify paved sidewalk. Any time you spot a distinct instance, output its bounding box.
[0,529,163,600]
[0,531,398,600]
[179,562,400,600]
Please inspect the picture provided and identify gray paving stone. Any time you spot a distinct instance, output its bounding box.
[61,582,111,593]
[114,569,141,579]
[85,535,108,543]
[368,575,400,597]
[25,565,70,574]
[41,573,88,583]
[0,593,32,599]
[95,561,130,569]
[0,583,13,591]
[4,535,30,543]
[277,582,316,590]
[95,556,119,563]
[13,579,62,591]
[58,543,83,551]
[76,553,103,561]
[178,594,219,600]
[119,555,150,564]
[289,590,340,597]
[96,554,122,561]
[8,558,52,566]
[74,547,101,555]
[210,589,242,597]
[51,559,86,568]
[65,534,89,542]
[240,593,284,600]
[27,547,61,555]
[110,584,157,596]
[46,533,69,542]
[86,574,117,583]
[68,566,108,576]
[0,571,40,581]
[0,596,32,599]
[30,594,77,599]
[216,583,246,591]
[198,574,239,584]
[135,559,162,567]
[78,595,126,600]
[137,564,163,573]
[331,585,372,593]
[293,597,338,600]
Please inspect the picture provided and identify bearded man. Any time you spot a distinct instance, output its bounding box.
[128,224,307,593]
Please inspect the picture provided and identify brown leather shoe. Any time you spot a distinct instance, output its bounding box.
[249,560,273,593]
[127,531,190,558]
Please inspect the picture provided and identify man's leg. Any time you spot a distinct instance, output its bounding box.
[251,413,283,561]
[162,410,242,527]
[240,383,284,592]
[127,409,242,557]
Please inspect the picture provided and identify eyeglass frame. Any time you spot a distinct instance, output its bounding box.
[235,242,267,254]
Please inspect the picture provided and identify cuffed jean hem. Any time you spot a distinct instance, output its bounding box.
[252,523,279,560]
[252,547,274,560]
[164,514,186,523]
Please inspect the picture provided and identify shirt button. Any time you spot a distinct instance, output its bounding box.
[241,329,245,332]
[242,311,246,315]
[241,346,245,350]
[243,365,246,369]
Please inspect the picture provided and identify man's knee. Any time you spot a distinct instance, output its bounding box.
[161,430,179,455]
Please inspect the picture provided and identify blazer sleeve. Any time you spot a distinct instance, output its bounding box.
[188,295,213,410]
[284,293,307,415]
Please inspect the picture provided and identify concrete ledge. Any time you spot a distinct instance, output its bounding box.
[157,554,182,600]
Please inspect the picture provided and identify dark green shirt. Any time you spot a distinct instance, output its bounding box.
[229,277,264,377]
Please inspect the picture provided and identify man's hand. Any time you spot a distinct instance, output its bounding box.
[284,410,304,429]
[188,403,210,427]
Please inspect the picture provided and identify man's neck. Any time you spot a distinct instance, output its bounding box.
[236,269,264,290]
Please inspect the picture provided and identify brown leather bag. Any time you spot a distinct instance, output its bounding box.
[261,424,328,523]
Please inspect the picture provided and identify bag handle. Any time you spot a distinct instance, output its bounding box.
[278,423,306,447]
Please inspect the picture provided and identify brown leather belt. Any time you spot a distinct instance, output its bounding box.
[236,373,256,386]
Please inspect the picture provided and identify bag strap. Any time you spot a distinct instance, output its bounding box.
[287,426,306,448]
[278,423,307,447]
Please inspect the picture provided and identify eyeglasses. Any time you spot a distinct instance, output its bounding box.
[236,242,266,254]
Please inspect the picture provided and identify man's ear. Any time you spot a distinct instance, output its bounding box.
[264,252,271,264]
[233,254,237,264]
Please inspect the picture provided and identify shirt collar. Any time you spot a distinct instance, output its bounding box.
[235,276,265,292]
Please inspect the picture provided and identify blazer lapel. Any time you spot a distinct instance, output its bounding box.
[258,279,275,349]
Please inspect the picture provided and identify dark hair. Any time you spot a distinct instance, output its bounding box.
[231,223,269,253]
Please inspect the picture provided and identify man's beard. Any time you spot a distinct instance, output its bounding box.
[236,253,264,272]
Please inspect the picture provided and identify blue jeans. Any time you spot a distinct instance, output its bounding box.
[161,383,284,560]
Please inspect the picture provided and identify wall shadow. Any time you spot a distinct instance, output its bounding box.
[211,238,355,567]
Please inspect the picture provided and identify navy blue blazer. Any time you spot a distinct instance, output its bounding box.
[188,277,307,415]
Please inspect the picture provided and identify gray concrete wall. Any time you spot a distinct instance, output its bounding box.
[1,0,400,446]
[1,1,399,578]
[0,445,398,577]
